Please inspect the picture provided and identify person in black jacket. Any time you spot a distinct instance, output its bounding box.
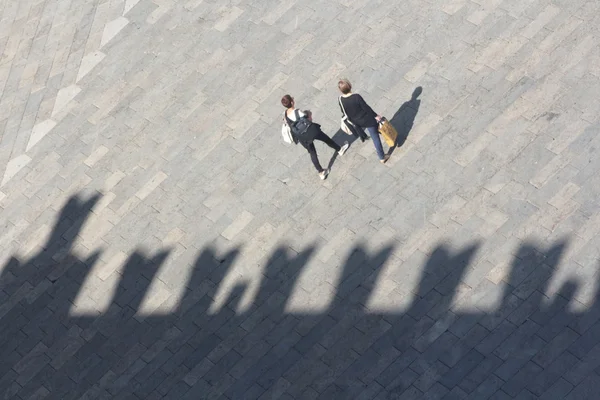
[338,79,389,164]
[282,94,349,180]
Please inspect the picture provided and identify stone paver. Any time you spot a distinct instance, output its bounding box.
[1,0,600,399]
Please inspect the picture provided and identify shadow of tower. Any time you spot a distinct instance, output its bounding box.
[0,195,598,399]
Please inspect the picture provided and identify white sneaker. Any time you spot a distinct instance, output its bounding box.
[319,169,329,180]
[338,142,349,156]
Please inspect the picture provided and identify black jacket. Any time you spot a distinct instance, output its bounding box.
[339,93,378,128]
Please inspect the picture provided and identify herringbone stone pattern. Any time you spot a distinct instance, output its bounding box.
[1,0,600,398]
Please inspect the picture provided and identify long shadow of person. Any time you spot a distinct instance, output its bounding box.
[389,86,422,152]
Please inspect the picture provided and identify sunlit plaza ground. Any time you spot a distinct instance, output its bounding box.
[1,0,600,398]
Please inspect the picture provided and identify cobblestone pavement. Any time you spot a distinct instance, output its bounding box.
[1,0,600,399]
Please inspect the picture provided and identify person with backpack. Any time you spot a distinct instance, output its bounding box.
[338,79,389,164]
[281,94,349,180]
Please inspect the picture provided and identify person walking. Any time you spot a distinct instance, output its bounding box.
[337,79,389,163]
[282,94,349,180]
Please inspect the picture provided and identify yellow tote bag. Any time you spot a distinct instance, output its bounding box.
[378,118,398,147]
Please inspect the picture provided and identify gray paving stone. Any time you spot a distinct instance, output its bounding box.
[480,294,524,331]
[527,350,578,396]
[532,327,579,368]
[440,348,485,390]
[507,291,545,326]
[565,373,600,400]
[495,334,547,382]
[375,347,419,389]
[386,368,420,398]
[411,330,460,375]
[441,386,469,400]
[1,0,600,399]
[459,353,503,394]
[539,377,574,400]
[493,319,542,360]
[502,360,544,397]
[439,324,490,367]
[569,319,600,358]
[423,382,450,400]
[414,361,450,393]
[466,374,505,400]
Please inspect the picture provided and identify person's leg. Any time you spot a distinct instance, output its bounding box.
[305,142,324,172]
[354,125,369,141]
[314,130,341,151]
[364,126,385,160]
[314,129,349,156]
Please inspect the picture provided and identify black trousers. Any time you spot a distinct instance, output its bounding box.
[302,130,341,172]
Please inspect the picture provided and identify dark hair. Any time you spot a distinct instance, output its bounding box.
[338,79,352,94]
[281,94,293,108]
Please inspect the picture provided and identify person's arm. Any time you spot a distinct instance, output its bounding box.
[357,94,381,121]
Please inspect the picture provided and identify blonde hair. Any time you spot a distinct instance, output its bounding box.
[338,79,352,94]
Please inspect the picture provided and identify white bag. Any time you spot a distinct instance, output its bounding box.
[281,111,294,144]
[339,96,354,135]
[340,117,352,135]
[281,123,293,144]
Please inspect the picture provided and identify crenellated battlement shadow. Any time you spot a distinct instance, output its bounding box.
[1,194,598,399]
